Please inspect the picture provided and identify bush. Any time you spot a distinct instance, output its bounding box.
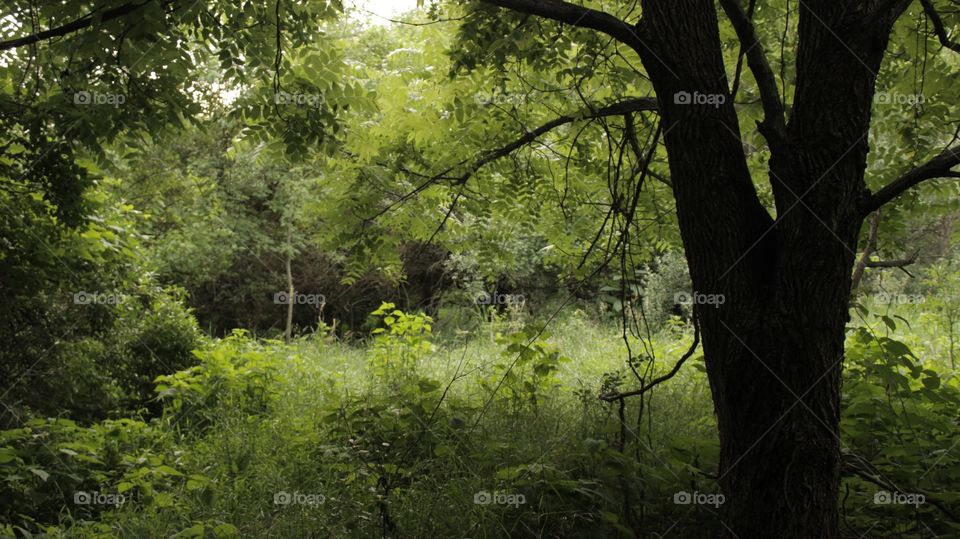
[111,288,203,414]
[0,417,167,532]
[154,331,283,431]
[641,251,692,329]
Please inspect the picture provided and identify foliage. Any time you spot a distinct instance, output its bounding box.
[367,302,434,380]
[0,172,201,423]
[485,330,569,413]
[1,0,959,537]
[841,315,960,537]
[154,331,283,431]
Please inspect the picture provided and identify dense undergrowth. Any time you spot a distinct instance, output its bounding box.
[2,297,959,538]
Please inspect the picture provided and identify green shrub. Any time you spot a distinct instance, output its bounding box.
[0,417,168,532]
[112,288,202,413]
[154,331,282,431]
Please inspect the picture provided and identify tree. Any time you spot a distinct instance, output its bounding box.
[0,0,347,419]
[2,0,958,535]
[445,1,960,537]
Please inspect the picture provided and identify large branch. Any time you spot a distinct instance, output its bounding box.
[863,146,960,214]
[479,0,642,49]
[466,97,658,180]
[371,97,659,220]
[717,0,786,144]
[919,0,960,53]
[0,2,150,51]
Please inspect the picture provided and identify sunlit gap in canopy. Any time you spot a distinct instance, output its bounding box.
[346,0,423,27]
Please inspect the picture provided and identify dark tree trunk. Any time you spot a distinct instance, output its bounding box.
[701,239,856,538]
[629,1,906,537]
[479,0,926,536]
[636,0,908,539]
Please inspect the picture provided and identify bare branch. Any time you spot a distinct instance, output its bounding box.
[599,315,700,402]
[865,249,919,268]
[466,98,657,180]
[843,452,960,523]
[864,146,960,214]
[852,210,920,286]
[624,111,671,187]
[919,0,960,53]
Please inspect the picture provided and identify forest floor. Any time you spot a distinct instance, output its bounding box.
[3,303,959,538]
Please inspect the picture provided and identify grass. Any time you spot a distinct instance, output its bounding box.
[88,309,718,538]
[4,301,959,538]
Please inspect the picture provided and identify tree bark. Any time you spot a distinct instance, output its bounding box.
[631,2,908,536]
[478,0,924,536]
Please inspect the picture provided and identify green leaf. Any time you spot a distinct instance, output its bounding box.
[29,468,50,481]
[175,523,205,538]
[213,523,239,538]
